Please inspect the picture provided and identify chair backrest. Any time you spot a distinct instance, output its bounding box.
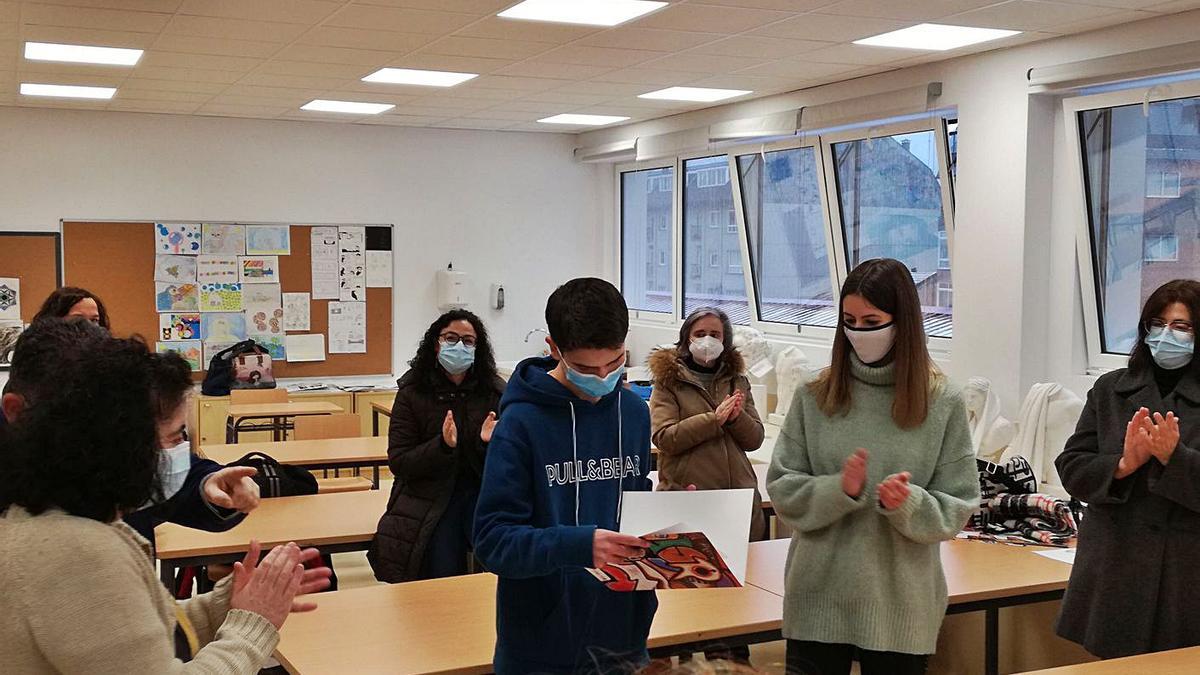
[229,389,288,405]
[293,413,362,440]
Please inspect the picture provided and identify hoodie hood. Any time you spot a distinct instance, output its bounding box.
[647,345,746,390]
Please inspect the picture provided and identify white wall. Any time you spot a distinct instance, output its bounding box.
[586,10,1200,418]
[0,107,608,386]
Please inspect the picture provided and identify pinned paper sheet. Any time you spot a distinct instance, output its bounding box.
[200,282,243,312]
[328,301,366,354]
[203,340,236,366]
[247,307,285,336]
[197,256,239,284]
[0,277,20,322]
[155,255,197,284]
[157,340,202,371]
[158,313,201,341]
[201,312,247,342]
[156,282,199,313]
[338,226,366,302]
[285,333,325,362]
[201,223,246,256]
[366,251,392,288]
[1,322,24,366]
[245,225,291,255]
[282,292,310,331]
[242,284,282,314]
[239,255,280,284]
[156,223,201,255]
[311,226,338,300]
[254,335,286,360]
[619,488,754,584]
[1034,548,1077,565]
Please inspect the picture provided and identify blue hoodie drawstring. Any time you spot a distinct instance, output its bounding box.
[569,401,579,526]
[569,391,626,527]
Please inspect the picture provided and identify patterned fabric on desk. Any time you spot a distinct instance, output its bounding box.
[967,456,1080,546]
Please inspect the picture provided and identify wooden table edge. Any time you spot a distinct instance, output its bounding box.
[158,532,374,560]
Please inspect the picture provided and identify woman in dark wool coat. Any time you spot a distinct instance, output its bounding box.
[1056,279,1200,658]
[369,309,504,582]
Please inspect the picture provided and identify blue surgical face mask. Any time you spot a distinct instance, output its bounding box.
[1146,325,1194,370]
[438,342,476,375]
[143,440,191,509]
[563,358,626,399]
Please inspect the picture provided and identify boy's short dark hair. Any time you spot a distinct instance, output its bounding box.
[545,278,629,352]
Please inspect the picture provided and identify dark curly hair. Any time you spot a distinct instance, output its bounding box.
[0,319,164,522]
[32,286,110,330]
[407,309,498,393]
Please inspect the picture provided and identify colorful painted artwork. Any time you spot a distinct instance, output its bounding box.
[201,312,247,343]
[156,340,202,371]
[252,334,286,360]
[156,223,201,255]
[245,225,291,255]
[239,255,280,284]
[197,256,239,284]
[587,532,740,591]
[158,313,201,341]
[203,340,236,367]
[156,282,200,313]
[201,223,246,255]
[155,254,198,283]
[200,282,243,312]
[248,307,285,336]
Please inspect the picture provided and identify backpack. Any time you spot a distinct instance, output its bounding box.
[229,451,318,497]
[201,340,275,396]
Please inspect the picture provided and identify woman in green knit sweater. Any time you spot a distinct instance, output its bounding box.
[766,258,980,675]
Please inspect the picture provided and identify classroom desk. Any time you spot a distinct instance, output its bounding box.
[275,574,784,674]
[744,538,1072,675]
[370,400,392,436]
[199,436,389,488]
[754,462,771,513]
[225,401,344,443]
[1015,646,1200,674]
[154,489,388,589]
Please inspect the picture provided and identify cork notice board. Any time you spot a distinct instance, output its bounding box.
[0,232,63,323]
[61,221,392,379]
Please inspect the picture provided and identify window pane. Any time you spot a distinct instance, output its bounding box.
[1080,96,1200,353]
[737,146,837,327]
[832,130,953,338]
[621,167,673,314]
[683,155,749,324]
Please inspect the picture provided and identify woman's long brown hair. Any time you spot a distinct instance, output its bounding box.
[809,258,938,429]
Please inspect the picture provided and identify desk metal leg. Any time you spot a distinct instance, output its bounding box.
[160,560,177,593]
[985,607,999,675]
[372,465,380,489]
[373,410,380,436]
[272,416,283,442]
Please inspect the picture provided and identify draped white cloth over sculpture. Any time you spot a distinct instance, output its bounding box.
[1004,382,1084,499]
[773,346,812,419]
[963,377,1017,462]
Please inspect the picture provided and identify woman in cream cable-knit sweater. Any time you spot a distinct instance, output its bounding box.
[767,259,980,675]
[0,319,331,674]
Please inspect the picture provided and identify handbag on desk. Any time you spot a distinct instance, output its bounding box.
[202,339,276,395]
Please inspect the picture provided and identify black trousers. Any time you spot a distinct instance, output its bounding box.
[786,640,928,675]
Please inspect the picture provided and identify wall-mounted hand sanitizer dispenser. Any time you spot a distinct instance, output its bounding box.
[437,264,468,310]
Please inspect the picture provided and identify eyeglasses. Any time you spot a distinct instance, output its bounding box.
[1146,318,1195,334]
[439,332,477,347]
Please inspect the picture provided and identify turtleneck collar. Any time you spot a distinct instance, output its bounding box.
[849,353,897,386]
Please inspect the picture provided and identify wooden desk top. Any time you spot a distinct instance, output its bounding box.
[198,436,389,467]
[276,575,783,675]
[370,400,392,416]
[155,489,388,560]
[745,538,1072,604]
[227,402,344,419]
[1015,646,1200,674]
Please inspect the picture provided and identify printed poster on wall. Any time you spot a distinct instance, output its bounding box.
[245,225,291,255]
[156,341,202,371]
[201,223,246,256]
[200,282,243,313]
[201,313,247,343]
[239,255,280,284]
[282,292,310,331]
[328,301,366,354]
[0,277,20,321]
[366,251,392,288]
[197,256,239,284]
[155,282,199,313]
[156,223,201,256]
[158,313,201,341]
[338,226,366,302]
[285,333,325,362]
[311,226,338,300]
[154,255,197,284]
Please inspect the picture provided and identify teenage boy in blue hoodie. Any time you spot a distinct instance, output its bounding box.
[474,278,657,675]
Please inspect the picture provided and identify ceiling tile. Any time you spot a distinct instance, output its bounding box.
[0,22,15,40]
[106,98,203,113]
[355,114,449,126]
[352,0,511,14]
[409,84,521,100]
[1058,0,1181,7]
[687,73,803,90]
[484,100,572,114]
[635,4,795,33]
[239,72,351,89]
[14,68,125,86]
[177,0,342,24]
[0,1,13,22]
[320,87,423,104]
[522,90,613,104]
[14,60,131,78]
[20,0,182,13]
[121,76,230,93]
[298,26,435,52]
[638,51,773,74]
[531,45,662,68]
[139,51,262,72]
[691,35,834,58]
[419,35,557,60]
[1050,8,1160,30]
[151,35,283,58]
[15,97,110,110]
[402,93,495,109]
[377,103,480,115]
[1145,0,1200,10]
[112,87,214,102]
[945,0,1127,30]
[386,52,514,72]
[455,108,539,121]
[800,43,931,65]
[750,13,908,41]
[163,15,310,42]
[129,64,247,83]
[578,27,723,52]
[592,67,707,85]
[219,83,325,98]
[17,25,160,49]
[548,80,653,96]
[256,59,371,78]
[21,4,173,32]
[325,5,477,34]
[197,102,291,116]
[689,0,838,9]
[453,16,602,43]
[735,57,864,79]
[275,43,412,66]
[818,0,1002,20]
[467,75,564,91]
[436,118,520,130]
[495,61,616,80]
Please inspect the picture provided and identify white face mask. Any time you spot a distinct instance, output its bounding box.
[844,323,896,364]
[689,335,724,365]
[143,440,191,508]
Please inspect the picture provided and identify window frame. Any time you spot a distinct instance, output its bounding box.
[679,150,753,325]
[820,117,958,343]
[1062,79,1200,371]
[616,158,679,325]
